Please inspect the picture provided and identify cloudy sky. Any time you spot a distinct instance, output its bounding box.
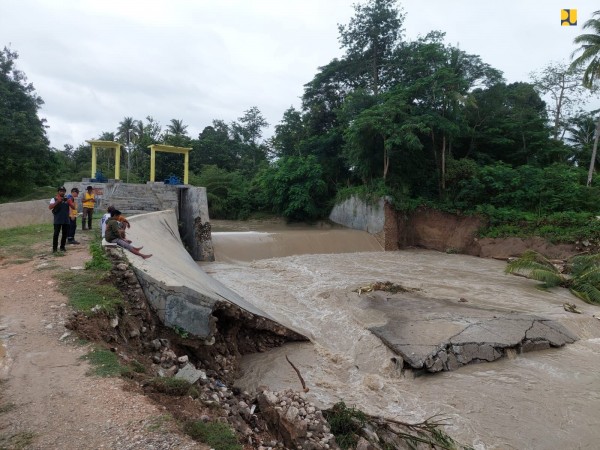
[0,0,596,150]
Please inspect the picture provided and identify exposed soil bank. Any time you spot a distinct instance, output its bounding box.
[386,205,585,259]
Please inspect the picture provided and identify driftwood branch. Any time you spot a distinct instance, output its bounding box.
[286,355,309,392]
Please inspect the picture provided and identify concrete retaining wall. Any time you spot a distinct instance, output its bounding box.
[0,200,53,229]
[329,196,385,233]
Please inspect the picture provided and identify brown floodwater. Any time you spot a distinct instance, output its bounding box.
[202,222,600,450]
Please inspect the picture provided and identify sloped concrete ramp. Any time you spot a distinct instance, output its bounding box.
[119,210,305,341]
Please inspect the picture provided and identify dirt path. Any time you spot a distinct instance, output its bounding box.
[0,234,204,449]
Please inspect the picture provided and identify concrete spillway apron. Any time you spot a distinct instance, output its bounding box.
[365,291,579,372]
[119,210,305,341]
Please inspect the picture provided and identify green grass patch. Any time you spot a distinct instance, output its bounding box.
[81,347,126,377]
[56,269,122,313]
[131,359,147,373]
[0,223,53,261]
[144,377,198,397]
[323,402,367,450]
[85,241,112,271]
[476,207,600,243]
[183,421,242,450]
[146,414,175,432]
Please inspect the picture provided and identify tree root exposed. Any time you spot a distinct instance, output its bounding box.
[286,355,309,392]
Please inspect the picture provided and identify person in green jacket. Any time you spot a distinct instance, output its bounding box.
[105,210,152,259]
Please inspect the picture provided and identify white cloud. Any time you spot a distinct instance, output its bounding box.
[0,0,596,150]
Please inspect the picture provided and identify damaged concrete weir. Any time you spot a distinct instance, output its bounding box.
[118,210,306,344]
[368,294,578,373]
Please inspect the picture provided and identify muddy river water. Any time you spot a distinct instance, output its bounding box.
[201,222,600,450]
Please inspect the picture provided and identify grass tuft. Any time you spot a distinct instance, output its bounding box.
[85,241,112,271]
[144,377,195,396]
[0,224,53,262]
[323,402,367,449]
[56,270,122,313]
[183,421,242,450]
[81,347,126,377]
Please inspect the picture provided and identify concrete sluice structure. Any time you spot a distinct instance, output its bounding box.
[122,210,583,375]
[120,210,306,347]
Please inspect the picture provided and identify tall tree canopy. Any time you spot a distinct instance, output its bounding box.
[338,0,405,95]
[570,9,600,185]
[0,46,55,196]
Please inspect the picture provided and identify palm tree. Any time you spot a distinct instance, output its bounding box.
[166,119,188,138]
[570,10,600,186]
[506,250,600,304]
[117,116,138,145]
[116,117,140,182]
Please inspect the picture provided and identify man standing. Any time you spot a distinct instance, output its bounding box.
[48,186,70,252]
[82,185,96,230]
[67,187,80,245]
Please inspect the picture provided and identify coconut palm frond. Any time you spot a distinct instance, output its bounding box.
[505,260,551,275]
[529,269,565,288]
[505,250,600,301]
[570,254,600,276]
[506,251,560,276]
[570,283,600,305]
[574,266,600,284]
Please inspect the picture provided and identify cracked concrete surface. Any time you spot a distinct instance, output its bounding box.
[370,297,578,372]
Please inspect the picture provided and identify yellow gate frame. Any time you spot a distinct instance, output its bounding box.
[86,140,122,180]
[149,144,192,185]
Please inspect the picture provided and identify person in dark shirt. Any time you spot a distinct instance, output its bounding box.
[48,186,71,252]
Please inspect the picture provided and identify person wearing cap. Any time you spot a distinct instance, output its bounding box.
[81,185,96,230]
[48,186,70,252]
[66,187,80,245]
[105,209,152,259]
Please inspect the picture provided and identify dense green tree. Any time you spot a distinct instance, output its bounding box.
[115,116,140,182]
[231,106,269,174]
[343,87,425,184]
[192,121,237,171]
[0,46,56,195]
[195,165,251,219]
[565,110,599,166]
[454,162,592,212]
[254,155,328,221]
[394,32,503,195]
[338,0,405,95]
[271,106,305,157]
[463,82,553,166]
[570,9,600,185]
[164,119,189,145]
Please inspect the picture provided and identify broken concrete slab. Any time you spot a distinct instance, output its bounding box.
[368,294,578,373]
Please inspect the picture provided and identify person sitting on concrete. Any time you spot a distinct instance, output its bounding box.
[105,209,152,259]
[101,206,130,239]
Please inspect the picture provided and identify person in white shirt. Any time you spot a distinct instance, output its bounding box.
[101,206,130,238]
